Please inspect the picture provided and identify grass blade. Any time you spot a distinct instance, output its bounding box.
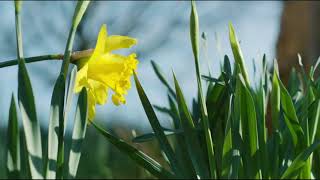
[132,130,179,143]
[235,74,259,178]
[229,90,242,178]
[271,67,281,131]
[281,141,320,179]
[15,1,43,178]
[277,71,304,146]
[133,72,181,177]
[92,122,175,179]
[202,75,225,85]
[55,1,89,177]
[167,95,180,128]
[173,73,208,178]
[190,1,216,178]
[46,75,65,179]
[221,95,233,178]
[6,94,21,178]
[309,100,320,144]
[254,62,268,178]
[64,66,77,134]
[68,88,88,178]
[151,60,176,99]
[60,1,90,76]
[17,28,43,180]
[229,23,250,86]
[18,62,44,179]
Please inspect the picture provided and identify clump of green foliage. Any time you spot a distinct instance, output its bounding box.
[94,1,320,179]
[5,1,90,179]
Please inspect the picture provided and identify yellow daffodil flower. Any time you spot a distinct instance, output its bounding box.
[74,24,138,121]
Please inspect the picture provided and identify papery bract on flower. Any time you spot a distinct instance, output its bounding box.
[74,24,138,121]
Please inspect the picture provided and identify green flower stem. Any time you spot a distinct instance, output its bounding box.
[60,1,90,77]
[60,26,77,76]
[0,49,93,69]
[0,54,63,68]
[56,2,90,178]
[15,0,23,61]
[190,1,216,178]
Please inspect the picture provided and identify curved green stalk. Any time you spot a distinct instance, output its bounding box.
[60,1,90,77]
[0,54,63,68]
[54,2,90,178]
[0,49,93,69]
[190,1,216,178]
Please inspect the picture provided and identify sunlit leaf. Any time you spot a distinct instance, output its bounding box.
[68,88,88,178]
[134,72,182,177]
[46,75,65,179]
[281,141,320,179]
[6,95,21,178]
[92,122,175,179]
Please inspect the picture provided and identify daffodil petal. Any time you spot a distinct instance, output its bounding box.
[87,89,96,122]
[105,35,137,52]
[74,63,89,93]
[112,93,126,106]
[74,24,139,122]
[88,52,138,95]
[91,24,107,61]
[88,79,108,105]
[87,53,127,89]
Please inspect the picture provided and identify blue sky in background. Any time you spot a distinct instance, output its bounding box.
[0,1,283,131]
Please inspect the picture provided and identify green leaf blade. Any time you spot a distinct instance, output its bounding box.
[229,23,250,86]
[46,74,65,179]
[133,72,181,177]
[190,1,216,178]
[221,96,233,178]
[18,60,43,179]
[281,141,320,179]
[92,122,175,179]
[68,88,88,178]
[64,66,78,133]
[173,73,207,178]
[271,68,281,131]
[6,94,21,179]
[235,75,259,178]
[277,72,304,146]
[15,1,43,178]
[151,60,176,98]
[60,1,90,77]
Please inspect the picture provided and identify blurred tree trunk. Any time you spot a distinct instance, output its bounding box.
[277,1,320,84]
[267,2,320,135]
